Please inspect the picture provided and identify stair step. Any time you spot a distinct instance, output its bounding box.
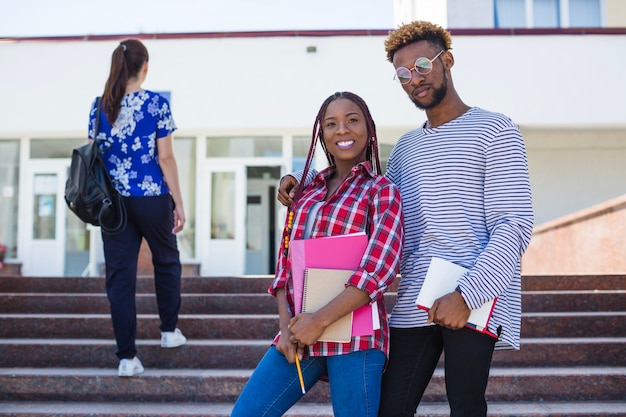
[521,290,626,312]
[0,314,279,340]
[1,401,624,417]
[1,312,624,339]
[0,276,275,294]
[520,312,626,338]
[2,274,624,294]
[1,367,624,403]
[2,290,623,314]
[0,293,280,314]
[0,338,624,368]
[0,339,271,369]
[522,275,626,291]
[0,292,396,315]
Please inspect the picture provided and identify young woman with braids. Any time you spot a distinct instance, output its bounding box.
[231,92,404,417]
[88,39,187,377]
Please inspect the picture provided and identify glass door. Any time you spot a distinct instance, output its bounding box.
[21,161,68,276]
[199,162,246,276]
[20,159,91,276]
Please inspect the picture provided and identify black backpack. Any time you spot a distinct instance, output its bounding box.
[64,99,126,234]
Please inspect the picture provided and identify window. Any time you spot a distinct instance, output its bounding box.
[211,172,235,239]
[206,136,282,158]
[494,0,600,28]
[32,174,57,240]
[30,139,85,159]
[534,0,560,27]
[174,137,196,259]
[292,136,310,171]
[569,0,600,27]
[0,140,19,258]
[495,0,526,28]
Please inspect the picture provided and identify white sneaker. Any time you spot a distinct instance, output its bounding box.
[161,328,187,348]
[118,357,144,377]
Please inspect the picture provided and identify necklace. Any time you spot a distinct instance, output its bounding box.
[282,210,295,256]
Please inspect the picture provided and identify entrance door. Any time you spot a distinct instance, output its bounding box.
[199,163,246,276]
[21,160,91,276]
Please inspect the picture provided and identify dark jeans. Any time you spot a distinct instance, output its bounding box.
[102,194,182,359]
[378,325,497,417]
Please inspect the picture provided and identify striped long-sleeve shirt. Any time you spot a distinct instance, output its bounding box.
[386,107,534,350]
[271,161,404,357]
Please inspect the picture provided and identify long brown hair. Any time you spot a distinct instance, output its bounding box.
[101,39,149,123]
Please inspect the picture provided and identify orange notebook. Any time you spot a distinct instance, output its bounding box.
[302,268,354,343]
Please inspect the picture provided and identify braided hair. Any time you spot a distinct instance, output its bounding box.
[293,91,381,207]
[281,91,381,256]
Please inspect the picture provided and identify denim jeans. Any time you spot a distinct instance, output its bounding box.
[231,346,386,417]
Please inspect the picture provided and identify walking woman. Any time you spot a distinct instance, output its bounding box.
[88,39,187,377]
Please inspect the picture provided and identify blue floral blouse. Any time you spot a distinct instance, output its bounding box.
[88,90,177,197]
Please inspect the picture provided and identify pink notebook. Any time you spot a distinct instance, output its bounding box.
[290,232,377,337]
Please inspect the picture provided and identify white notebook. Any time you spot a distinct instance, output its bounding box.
[415,257,496,334]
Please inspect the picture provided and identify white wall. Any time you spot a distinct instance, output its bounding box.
[454,34,626,126]
[525,128,626,224]
[0,36,406,135]
[1,33,624,136]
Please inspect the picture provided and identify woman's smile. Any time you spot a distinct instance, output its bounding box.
[336,139,355,150]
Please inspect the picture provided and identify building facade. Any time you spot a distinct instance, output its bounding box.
[1,0,625,276]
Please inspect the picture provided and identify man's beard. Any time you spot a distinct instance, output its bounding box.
[410,73,448,110]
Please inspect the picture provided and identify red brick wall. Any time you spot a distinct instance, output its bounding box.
[522,194,626,274]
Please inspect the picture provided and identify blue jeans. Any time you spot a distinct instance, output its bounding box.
[231,346,386,417]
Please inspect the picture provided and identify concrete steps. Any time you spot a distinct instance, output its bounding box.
[1,290,624,313]
[0,274,624,416]
[1,337,624,368]
[1,311,624,339]
[1,367,625,403]
[1,401,623,417]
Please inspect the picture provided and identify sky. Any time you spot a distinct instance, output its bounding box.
[1,0,396,38]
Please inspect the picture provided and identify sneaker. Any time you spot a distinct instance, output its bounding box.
[161,328,187,348]
[118,357,144,377]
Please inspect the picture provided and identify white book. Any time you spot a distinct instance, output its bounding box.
[415,257,497,336]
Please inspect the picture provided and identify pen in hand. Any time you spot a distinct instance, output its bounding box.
[294,348,306,394]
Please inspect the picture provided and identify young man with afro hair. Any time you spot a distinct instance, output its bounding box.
[377,20,534,417]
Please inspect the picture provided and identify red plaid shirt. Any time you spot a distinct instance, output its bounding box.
[269,161,404,357]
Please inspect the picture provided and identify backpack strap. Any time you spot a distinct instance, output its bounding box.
[93,97,102,142]
[93,97,127,234]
